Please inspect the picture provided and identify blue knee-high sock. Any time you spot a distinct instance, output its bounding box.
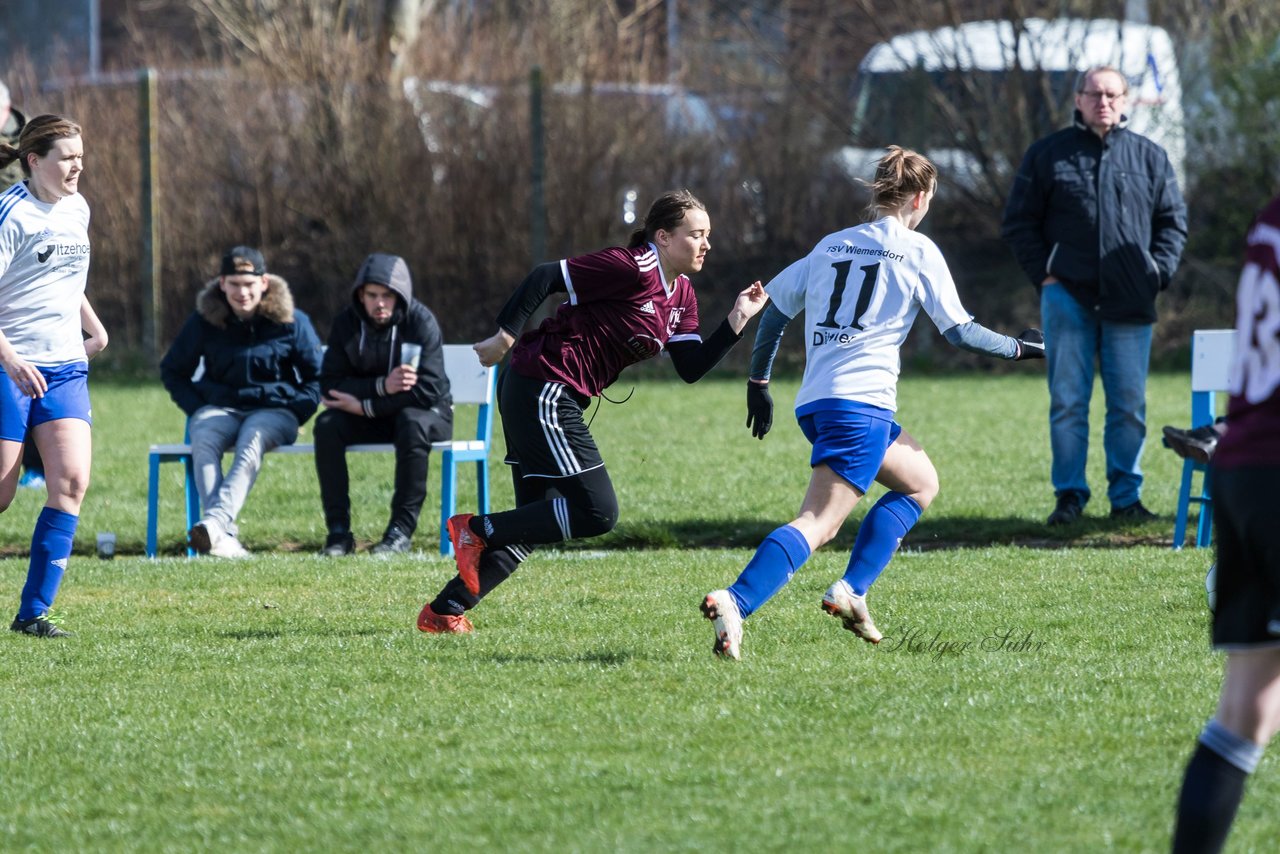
[727,524,811,618]
[843,492,922,596]
[18,507,78,620]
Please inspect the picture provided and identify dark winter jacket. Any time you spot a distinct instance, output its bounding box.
[1001,111,1188,324]
[320,253,452,420]
[160,275,323,424]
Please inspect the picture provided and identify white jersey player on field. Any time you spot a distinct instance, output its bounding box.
[701,146,1045,660]
[0,115,108,639]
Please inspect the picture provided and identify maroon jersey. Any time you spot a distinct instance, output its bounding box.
[509,245,702,397]
[1216,194,1280,467]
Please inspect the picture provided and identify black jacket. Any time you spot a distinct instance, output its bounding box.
[1001,112,1188,324]
[320,258,451,420]
[160,276,323,423]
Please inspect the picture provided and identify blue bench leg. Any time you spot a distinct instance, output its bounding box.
[439,450,457,556]
[1195,468,1214,549]
[147,454,162,558]
[1173,458,1194,550]
[183,455,200,557]
[476,459,489,515]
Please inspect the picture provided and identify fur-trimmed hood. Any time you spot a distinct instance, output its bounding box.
[160,273,323,423]
[195,274,296,328]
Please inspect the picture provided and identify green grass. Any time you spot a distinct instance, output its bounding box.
[2,371,1266,852]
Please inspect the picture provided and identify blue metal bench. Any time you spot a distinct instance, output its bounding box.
[146,344,497,557]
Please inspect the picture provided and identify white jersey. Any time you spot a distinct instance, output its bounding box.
[0,181,91,366]
[766,216,972,413]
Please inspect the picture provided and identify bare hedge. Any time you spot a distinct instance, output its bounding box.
[4,1,1276,372]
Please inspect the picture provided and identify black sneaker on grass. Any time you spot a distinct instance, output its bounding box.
[370,526,412,555]
[1046,491,1086,526]
[1111,500,1158,521]
[322,531,355,557]
[10,614,72,638]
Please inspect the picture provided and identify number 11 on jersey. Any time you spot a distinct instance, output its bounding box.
[816,261,880,331]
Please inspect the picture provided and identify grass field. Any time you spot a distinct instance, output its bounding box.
[1,371,1270,852]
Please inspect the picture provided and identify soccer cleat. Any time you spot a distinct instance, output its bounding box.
[10,613,72,638]
[447,514,485,595]
[417,603,474,634]
[17,470,45,490]
[821,580,883,644]
[700,589,743,660]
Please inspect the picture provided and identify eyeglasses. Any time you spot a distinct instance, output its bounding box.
[1079,90,1127,103]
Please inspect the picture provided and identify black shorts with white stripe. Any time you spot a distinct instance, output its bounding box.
[499,369,605,479]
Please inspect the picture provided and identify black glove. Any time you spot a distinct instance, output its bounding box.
[1014,328,1045,360]
[746,380,773,439]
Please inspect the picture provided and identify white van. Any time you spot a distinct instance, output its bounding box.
[838,17,1185,199]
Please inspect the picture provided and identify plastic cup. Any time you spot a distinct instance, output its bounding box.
[400,342,422,369]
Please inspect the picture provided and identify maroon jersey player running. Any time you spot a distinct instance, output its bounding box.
[1172,191,1280,852]
[417,189,767,633]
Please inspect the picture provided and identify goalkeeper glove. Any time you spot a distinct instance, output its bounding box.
[1015,328,1046,360]
[746,380,773,439]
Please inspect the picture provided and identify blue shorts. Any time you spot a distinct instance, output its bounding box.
[798,402,902,494]
[0,362,92,442]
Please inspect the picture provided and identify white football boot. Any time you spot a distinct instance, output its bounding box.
[701,589,743,660]
[821,579,882,644]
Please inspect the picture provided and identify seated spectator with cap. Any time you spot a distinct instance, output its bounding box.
[160,246,322,557]
[314,253,451,555]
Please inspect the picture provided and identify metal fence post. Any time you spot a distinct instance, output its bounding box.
[139,66,161,360]
[529,65,547,267]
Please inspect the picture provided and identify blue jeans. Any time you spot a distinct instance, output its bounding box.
[1041,284,1152,508]
[189,406,300,536]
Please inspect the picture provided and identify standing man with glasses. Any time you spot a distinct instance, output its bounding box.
[1002,65,1187,526]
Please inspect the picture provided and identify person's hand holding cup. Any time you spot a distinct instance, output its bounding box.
[387,342,421,393]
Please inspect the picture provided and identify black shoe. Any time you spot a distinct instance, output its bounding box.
[1046,492,1085,526]
[370,526,412,555]
[10,614,72,638]
[322,531,355,557]
[1111,500,1158,521]
[1161,424,1219,465]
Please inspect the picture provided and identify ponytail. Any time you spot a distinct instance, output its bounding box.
[866,145,936,219]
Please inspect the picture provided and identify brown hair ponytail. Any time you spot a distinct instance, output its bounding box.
[866,145,936,219]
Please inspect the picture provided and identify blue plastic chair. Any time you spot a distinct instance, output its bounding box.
[1172,330,1236,550]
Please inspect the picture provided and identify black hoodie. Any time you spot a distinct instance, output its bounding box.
[320,253,452,419]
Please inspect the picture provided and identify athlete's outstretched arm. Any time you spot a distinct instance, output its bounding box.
[727,281,768,334]
[495,262,566,339]
[668,281,767,383]
[474,262,568,367]
[942,321,1044,360]
[748,302,792,383]
[741,302,794,439]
